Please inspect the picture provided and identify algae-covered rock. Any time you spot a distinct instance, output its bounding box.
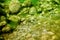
[8,15,20,22]
[9,0,21,13]
[0,21,6,27]
[29,7,37,14]
[2,25,11,32]
[22,0,31,7]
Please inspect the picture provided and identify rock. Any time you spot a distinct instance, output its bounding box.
[2,25,11,32]
[0,21,6,27]
[22,0,31,7]
[9,0,21,13]
[8,15,20,22]
[29,7,37,14]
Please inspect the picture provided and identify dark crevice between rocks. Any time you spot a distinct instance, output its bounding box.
[37,11,42,14]
[52,1,60,5]
[0,0,5,3]
[44,8,54,13]
[0,8,6,17]
[0,29,14,35]
[0,25,6,30]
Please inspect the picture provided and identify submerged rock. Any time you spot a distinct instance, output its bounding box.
[9,0,21,13]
